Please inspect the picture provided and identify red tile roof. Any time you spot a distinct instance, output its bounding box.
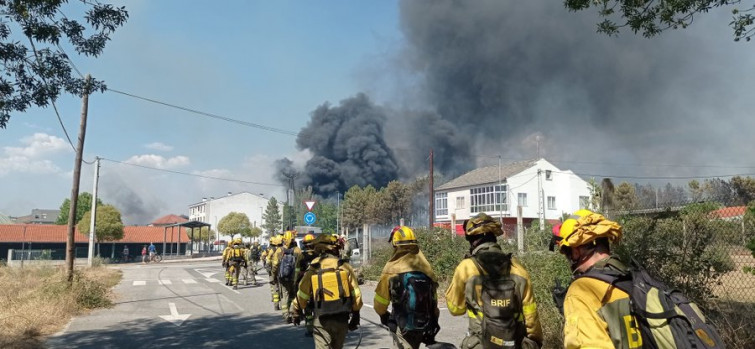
[0,224,189,243]
[150,214,189,226]
[710,206,747,219]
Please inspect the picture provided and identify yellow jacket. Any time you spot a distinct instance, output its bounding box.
[292,253,363,315]
[222,246,232,263]
[272,244,303,281]
[445,242,543,345]
[563,257,641,349]
[373,245,439,316]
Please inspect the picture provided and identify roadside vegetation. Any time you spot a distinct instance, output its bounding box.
[0,265,121,349]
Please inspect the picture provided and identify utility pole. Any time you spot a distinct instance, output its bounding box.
[336,192,340,235]
[66,74,91,283]
[498,155,503,224]
[537,169,545,230]
[87,157,100,267]
[429,149,434,229]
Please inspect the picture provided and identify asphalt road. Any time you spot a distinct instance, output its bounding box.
[47,260,468,349]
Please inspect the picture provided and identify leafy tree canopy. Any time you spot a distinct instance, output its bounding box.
[188,226,216,242]
[0,0,128,128]
[77,204,123,242]
[565,0,755,41]
[217,212,251,239]
[55,191,103,224]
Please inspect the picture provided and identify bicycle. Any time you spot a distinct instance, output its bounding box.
[148,253,163,263]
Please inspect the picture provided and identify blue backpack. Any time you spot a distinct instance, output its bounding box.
[278,248,297,282]
[390,271,437,331]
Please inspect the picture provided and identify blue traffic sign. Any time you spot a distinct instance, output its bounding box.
[304,212,316,225]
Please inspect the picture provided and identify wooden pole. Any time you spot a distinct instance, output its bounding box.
[65,74,91,283]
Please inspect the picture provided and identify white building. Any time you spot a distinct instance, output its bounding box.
[188,192,283,243]
[434,159,591,233]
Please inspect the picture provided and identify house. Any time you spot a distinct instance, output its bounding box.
[0,224,190,262]
[150,214,189,226]
[189,192,284,243]
[434,158,590,235]
[12,209,60,224]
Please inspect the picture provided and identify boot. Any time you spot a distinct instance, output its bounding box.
[233,285,238,290]
[274,302,281,311]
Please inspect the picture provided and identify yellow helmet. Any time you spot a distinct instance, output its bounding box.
[232,238,243,245]
[282,230,296,246]
[551,209,622,251]
[270,235,282,246]
[464,213,503,237]
[303,233,316,245]
[313,233,338,253]
[389,226,417,247]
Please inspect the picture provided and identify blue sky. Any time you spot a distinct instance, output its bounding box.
[1,0,401,223]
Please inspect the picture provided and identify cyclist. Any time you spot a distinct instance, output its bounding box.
[148,242,157,262]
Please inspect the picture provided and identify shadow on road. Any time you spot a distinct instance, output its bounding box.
[48,313,387,349]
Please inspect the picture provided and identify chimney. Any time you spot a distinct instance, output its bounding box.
[202,197,207,202]
[227,192,232,196]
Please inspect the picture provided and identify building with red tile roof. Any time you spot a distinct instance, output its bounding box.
[710,206,747,220]
[150,214,189,226]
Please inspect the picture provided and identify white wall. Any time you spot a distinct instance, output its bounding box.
[188,192,284,243]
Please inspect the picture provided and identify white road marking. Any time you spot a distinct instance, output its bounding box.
[159,302,191,326]
[205,278,221,283]
[133,281,146,286]
[158,280,172,285]
[194,269,218,279]
[182,279,197,284]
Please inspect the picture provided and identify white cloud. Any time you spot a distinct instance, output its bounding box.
[144,142,174,152]
[124,154,190,169]
[0,133,69,176]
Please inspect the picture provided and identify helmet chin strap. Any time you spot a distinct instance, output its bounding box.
[569,245,596,274]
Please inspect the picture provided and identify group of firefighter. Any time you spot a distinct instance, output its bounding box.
[221,209,725,349]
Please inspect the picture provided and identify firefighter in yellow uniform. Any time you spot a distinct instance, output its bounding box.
[268,234,283,310]
[551,209,640,349]
[291,233,318,336]
[222,241,233,285]
[226,238,246,290]
[446,213,543,349]
[290,233,363,349]
[277,230,304,322]
[374,226,440,349]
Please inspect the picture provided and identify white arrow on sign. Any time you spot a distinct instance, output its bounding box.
[304,200,316,211]
[160,302,191,326]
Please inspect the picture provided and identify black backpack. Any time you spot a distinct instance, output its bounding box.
[278,248,297,282]
[468,252,527,349]
[249,245,261,261]
[578,259,726,349]
[389,271,437,331]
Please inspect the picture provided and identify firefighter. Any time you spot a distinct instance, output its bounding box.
[226,238,246,290]
[276,230,304,322]
[221,240,233,285]
[290,233,362,349]
[243,242,258,286]
[291,233,318,336]
[445,213,543,349]
[268,234,283,310]
[374,226,440,349]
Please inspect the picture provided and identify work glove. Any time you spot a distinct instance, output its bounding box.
[422,321,440,345]
[291,313,301,326]
[379,312,391,326]
[348,311,360,331]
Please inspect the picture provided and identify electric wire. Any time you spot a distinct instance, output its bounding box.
[100,157,284,187]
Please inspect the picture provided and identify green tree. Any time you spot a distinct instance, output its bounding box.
[342,185,377,229]
[242,226,262,242]
[312,200,338,233]
[371,181,413,225]
[217,212,252,240]
[262,196,282,234]
[730,176,755,205]
[688,180,704,202]
[564,0,755,42]
[77,204,124,242]
[188,227,216,242]
[613,181,639,211]
[56,192,103,224]
[0,1,128,128]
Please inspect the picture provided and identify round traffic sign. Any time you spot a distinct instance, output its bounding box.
[304,212,316,225]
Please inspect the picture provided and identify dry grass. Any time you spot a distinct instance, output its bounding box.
[0,265,121,349]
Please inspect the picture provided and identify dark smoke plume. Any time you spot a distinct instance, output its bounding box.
[280,94,399,196]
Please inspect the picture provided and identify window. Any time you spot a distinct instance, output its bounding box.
[470,185,506,213]
[435,192,448,216]
[518,193,528,207]
[456,196,465,209]
[579,196,590,209]
[545,170,552,180]
[547,196,556,210]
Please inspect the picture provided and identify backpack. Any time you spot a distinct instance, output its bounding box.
[311,260,353,317]
[389,271,437,331]
[230,246,244,261]
[249,245,261,261]
[468,252,527,349]
[578,259,726,349]
[278,248,297,282]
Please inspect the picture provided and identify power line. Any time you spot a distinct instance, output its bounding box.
[100,157,285,187]
[554,169,755,181]
[106,89,299,136]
